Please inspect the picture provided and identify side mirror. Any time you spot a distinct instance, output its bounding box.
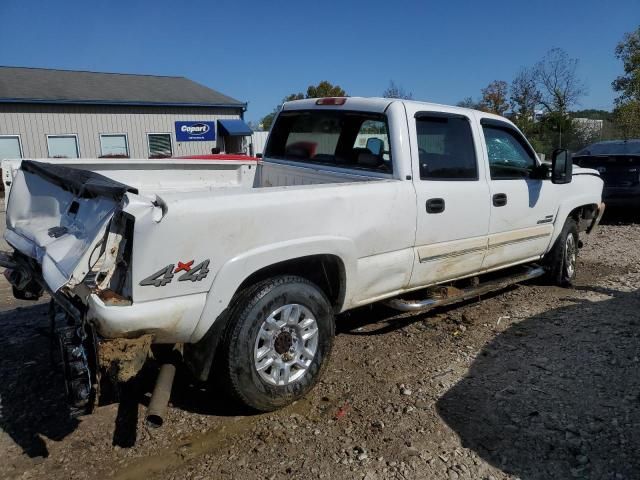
[551,149,572,184]
[255,153,263,159]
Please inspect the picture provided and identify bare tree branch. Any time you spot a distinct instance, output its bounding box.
[534,48,586,114]
[382,80,413,100]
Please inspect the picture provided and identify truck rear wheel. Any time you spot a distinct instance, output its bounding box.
[544,217,578,287]
[217,275,335,412]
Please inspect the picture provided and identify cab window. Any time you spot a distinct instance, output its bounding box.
[353,120,390,163]
[265,110,393,173]
[416,114,478,180]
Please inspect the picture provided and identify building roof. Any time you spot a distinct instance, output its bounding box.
[0,66,245,108]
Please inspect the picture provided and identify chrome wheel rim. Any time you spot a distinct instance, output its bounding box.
[254,304,319,386]
[565,234,576,278]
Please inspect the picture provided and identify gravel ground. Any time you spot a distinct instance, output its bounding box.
[1,213,640,480]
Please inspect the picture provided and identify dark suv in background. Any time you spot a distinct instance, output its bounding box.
[574,140,640,207]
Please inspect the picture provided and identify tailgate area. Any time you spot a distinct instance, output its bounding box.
[5,161,135,292]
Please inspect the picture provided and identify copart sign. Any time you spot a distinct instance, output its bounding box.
[175,121,216,141]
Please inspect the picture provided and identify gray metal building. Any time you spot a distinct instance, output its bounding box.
[0,66,253,160]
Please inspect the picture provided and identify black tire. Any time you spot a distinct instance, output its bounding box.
[543,217,578,287]
[216,275,335,412]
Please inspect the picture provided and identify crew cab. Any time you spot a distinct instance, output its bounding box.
[1,97,604,415]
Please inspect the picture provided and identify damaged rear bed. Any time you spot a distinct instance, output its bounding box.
[5,160,136,294]
[2,161,145,415]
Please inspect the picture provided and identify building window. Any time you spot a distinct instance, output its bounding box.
[100,134,129,158]
[148,133,172,158]
[47,135,79,158]
[0,135,22,159]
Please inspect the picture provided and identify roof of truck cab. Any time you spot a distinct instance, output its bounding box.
[282,97,394,113]
[281,96,507,122]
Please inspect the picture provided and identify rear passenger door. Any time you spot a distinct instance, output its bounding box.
[407,109,491,288]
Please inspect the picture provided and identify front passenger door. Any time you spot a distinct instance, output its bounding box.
[481,119,558,270]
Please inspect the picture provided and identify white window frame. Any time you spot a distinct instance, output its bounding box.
[99,133,129,157]
[0,135,23,159]
[146,132,173,158]
[46,134,80,158]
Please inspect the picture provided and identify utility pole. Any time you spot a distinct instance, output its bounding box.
[559,121,562,149]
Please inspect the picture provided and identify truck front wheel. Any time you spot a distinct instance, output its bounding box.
[544,217,578,287]
[218,275,335,412]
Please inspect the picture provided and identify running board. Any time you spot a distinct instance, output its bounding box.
[384,266,546,313]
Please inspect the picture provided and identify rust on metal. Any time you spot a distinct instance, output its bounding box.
[97,289,132,306]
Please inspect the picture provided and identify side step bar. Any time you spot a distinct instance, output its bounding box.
[384,266,546,313]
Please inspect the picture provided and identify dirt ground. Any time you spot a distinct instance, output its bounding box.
[1,211,640,480]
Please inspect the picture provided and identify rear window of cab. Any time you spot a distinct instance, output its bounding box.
[265,110,393,173]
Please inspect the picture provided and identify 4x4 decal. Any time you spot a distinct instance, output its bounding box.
[139,260,210,287]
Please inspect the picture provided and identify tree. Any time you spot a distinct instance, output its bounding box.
[534,48,586,115]
[306,80,346,98]
[529,48,587,149]
[510,68,541,134]
[382,80,413,99]
[478,80,509,116]
[570,109,614,121]
[614,98,640,139]
[259,81,347,130]
[456,97,480,109]
[612,26,640,103]
[283,93,306,102]
[612,26,640,138]
[259,111,277,131]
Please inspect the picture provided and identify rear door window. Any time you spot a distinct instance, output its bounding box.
[265,110,393,173]
[416,115,478,180]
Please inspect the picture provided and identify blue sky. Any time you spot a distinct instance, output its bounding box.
[0,0,638,123]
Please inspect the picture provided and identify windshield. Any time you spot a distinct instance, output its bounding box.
[265,110,392,173]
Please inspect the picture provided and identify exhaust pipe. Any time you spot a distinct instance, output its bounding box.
[145,363,176,428]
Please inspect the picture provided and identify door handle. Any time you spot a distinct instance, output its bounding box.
[426,198,445,214]
[493,193,507,207]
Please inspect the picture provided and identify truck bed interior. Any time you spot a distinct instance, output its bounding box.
[257,159,387,188]
[2,158,387,206]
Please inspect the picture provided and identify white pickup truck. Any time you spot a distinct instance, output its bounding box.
[1,97,604,416]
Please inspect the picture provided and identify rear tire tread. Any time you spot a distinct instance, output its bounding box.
[216,275,334,412]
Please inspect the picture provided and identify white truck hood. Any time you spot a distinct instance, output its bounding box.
[5,161,136,292]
